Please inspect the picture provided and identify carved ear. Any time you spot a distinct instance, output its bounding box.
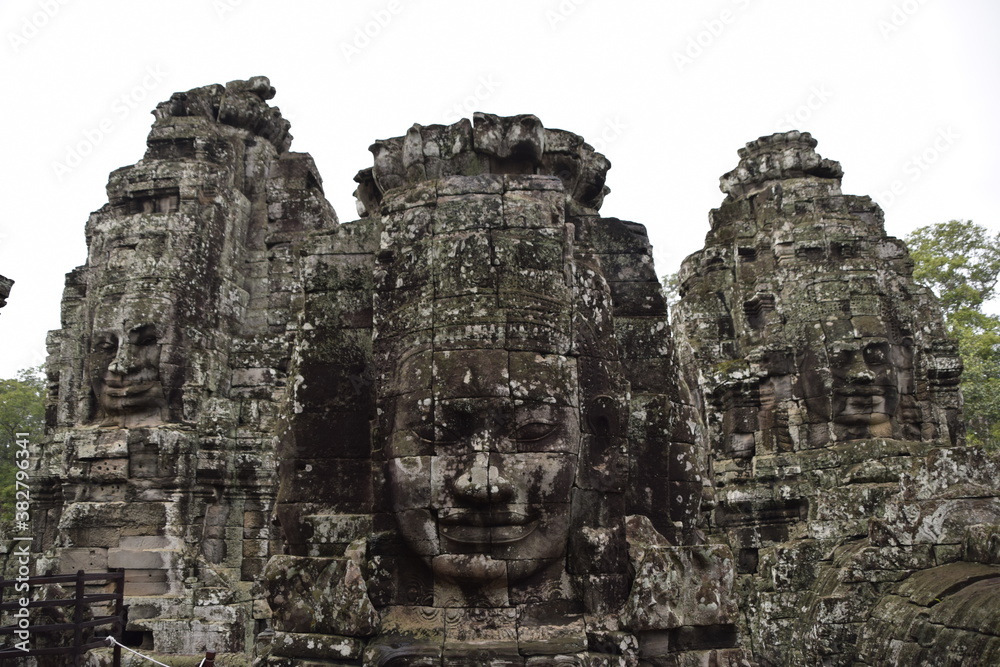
[586,395,619,436]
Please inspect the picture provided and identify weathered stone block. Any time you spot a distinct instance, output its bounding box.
[270,631,366,660]
[264,555,378,636]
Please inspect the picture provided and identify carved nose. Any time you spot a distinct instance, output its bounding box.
[107,344,135,375]
[846,358,874,384]
[452,452,514,505]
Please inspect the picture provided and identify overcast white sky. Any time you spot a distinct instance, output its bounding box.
[1,0,997,378]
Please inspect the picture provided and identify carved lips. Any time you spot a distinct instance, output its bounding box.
[101,378,157,397]
[438,510,538,545]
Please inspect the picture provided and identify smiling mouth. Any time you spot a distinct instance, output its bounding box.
[439,511,538,545]
[835,386,887,397]
[102,380,156,397]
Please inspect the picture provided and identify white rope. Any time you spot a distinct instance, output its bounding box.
[104,635,172,667]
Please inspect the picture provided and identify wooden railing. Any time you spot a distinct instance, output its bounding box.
[0,569,124,666]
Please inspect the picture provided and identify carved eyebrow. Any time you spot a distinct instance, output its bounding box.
[411,423,461,444]
[509,420,558,442]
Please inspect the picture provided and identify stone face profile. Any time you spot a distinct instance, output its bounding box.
[0,275,12,311]
[31,81,1000,666]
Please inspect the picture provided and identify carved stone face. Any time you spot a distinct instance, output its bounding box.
[829,337,899,435]
[800,333,911,441]
[88,322,168,427]
[385,352,580,587]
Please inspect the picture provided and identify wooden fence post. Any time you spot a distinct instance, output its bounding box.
[73,570,85,667]
[113,569,124,667]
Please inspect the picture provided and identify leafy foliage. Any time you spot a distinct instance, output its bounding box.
[906,221,1000,450]
[0,366,46,529]
[907,220,1000,318]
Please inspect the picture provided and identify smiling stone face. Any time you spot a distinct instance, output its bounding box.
[385,351,580,586]
[89,322,166,424]
[369,170,592,604]
[87,315,171,427]
[828,337,900,433]
[797,322,915,442]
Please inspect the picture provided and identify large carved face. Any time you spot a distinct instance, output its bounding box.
[829,337,899,435]
[385,350,579,586]
[799,330,912,441]
[88,321,168,427]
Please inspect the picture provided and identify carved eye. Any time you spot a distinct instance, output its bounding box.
[411,424,461,445]
[510,421,557,442]
[864,343,890,365]
[829,349,852,367]
[94,340,117,353]
[130,325,158,346]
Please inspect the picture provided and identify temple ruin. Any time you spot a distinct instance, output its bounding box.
[22,78,1000,665]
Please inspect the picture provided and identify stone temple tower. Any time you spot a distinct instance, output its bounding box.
[30,81,1000,666]
[37,77,336,653]
[673,131,1000,666]
[263,112,743,664]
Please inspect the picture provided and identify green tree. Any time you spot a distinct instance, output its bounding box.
[0,366,46,530]
[661,272,681,310]
[906,221,1000,450]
